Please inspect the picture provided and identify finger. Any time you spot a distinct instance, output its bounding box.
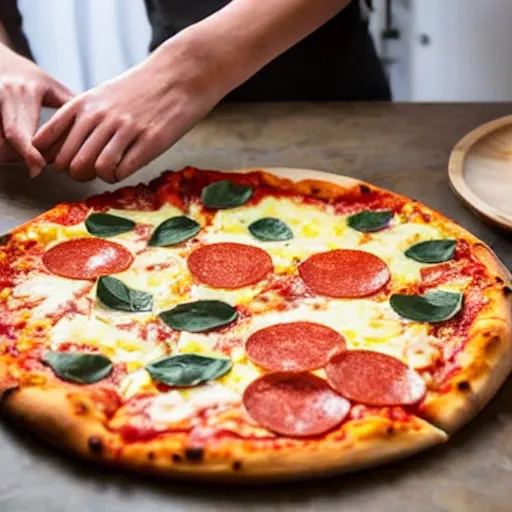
[53,116,99,173]
[1,91,46,177]
[43,134,67,165]
[32,102,77,154]
[113,134,157,182]
[94,126,139,183]
[69,122,116,181]
[43,79,75,108]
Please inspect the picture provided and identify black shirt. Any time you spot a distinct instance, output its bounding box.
[144,0,391,101]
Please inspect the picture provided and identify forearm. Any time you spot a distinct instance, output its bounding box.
[158,0,351,96]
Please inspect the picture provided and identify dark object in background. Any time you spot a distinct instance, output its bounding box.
[0,0,33,59]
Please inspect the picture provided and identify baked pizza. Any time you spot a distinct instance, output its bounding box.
[0,167,510,481]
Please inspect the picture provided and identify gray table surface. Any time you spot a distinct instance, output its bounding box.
[1,103,512,512]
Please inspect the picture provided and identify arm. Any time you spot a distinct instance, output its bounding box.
[33,0,350,183]
[180,0,352,96]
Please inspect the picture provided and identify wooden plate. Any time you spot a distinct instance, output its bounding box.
[449,115,512,230]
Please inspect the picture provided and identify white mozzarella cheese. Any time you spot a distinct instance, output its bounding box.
[12,273,92,318]
[147,384,240,424]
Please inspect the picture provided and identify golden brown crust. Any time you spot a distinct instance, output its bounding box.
[1,386,447,482]
[421,244,512,433]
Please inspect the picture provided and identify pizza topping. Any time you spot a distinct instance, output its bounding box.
[43,239,133,280]
[149,216,200,247]
[43,351,113,384]
[201,180,253,209]
[347,210,393,232]
[245,322,346,371]
[146,354,232,387]
[97,276,153,313]
[299,249,390,298]
[405,239,456,263]
[187,242,273,289]
[248,218,293,242]
[325,350,426,407]
[85,213,136,238]
[390,290,463,323]
[159,300,237,332]
[243,372,350,437]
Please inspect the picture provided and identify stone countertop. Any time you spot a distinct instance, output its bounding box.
[1,102,512,512]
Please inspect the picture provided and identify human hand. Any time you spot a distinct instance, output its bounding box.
[0,45,74,176]
[33,37,225,183]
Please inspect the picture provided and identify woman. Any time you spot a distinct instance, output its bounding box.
[0,0,389,182]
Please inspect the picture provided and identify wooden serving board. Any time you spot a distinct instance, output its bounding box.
[449,114,512,230]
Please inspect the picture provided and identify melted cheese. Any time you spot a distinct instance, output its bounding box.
[147,384,240,424]
[12,274,91,318]
[51,312,169,365]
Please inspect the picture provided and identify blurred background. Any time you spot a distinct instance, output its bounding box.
[17,0,512,101]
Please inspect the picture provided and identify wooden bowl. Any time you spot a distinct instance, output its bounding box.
[449,114,512,231]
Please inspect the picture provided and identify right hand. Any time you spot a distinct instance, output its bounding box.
[0,45,74,177]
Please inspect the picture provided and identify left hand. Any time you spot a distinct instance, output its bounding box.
[33,40,223,183]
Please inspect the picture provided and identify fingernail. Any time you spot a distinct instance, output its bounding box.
[29,166,43,178]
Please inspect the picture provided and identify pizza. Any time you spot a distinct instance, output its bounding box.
[0,166,510,481]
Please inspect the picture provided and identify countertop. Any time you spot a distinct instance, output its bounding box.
[1,102,512,512]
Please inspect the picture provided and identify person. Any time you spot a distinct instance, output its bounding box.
[0,0,390,183]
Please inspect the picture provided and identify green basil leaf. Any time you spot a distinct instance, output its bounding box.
[146,354,232,387]
[43,352,113,384]
[390,290,463,323]
[347,210,393,232]
[85,213,135,238]
[201,180,253,209]
[159,300,237,332]
[249,217,293,242]
[405,239,457,264]
[149,216,200,247]
[97,276,153,312]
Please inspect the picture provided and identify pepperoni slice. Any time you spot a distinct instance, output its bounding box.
[243,372,350,437]
[43,238,133,280]
[187,243,273,289]
[325,350,426,407]
[299,249,390,298]
[245,322,345,371]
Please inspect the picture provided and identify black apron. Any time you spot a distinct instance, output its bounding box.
[144,0,391,101]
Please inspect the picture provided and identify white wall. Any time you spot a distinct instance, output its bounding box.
[411,0,512,101]
[19,0,151,93]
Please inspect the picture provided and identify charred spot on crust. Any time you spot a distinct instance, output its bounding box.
[457,381,471,392]
[311,187,321,195]
[496,276,504,285]
[172,453,182,463]
[502,285,512,296]
[0,385,18,404]
[147,451,155,461]
[88,436,103,455]
[185,447,204,462]
[386,426,395,436]
[232,460,242,471]
[76,402,89,415]
[359,184,371,195]
[0,234,11,246]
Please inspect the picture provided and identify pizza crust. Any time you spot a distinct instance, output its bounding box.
[421,243,512,433]
[0,386,447,482]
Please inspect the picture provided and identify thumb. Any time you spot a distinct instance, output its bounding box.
[43,79,75,108]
